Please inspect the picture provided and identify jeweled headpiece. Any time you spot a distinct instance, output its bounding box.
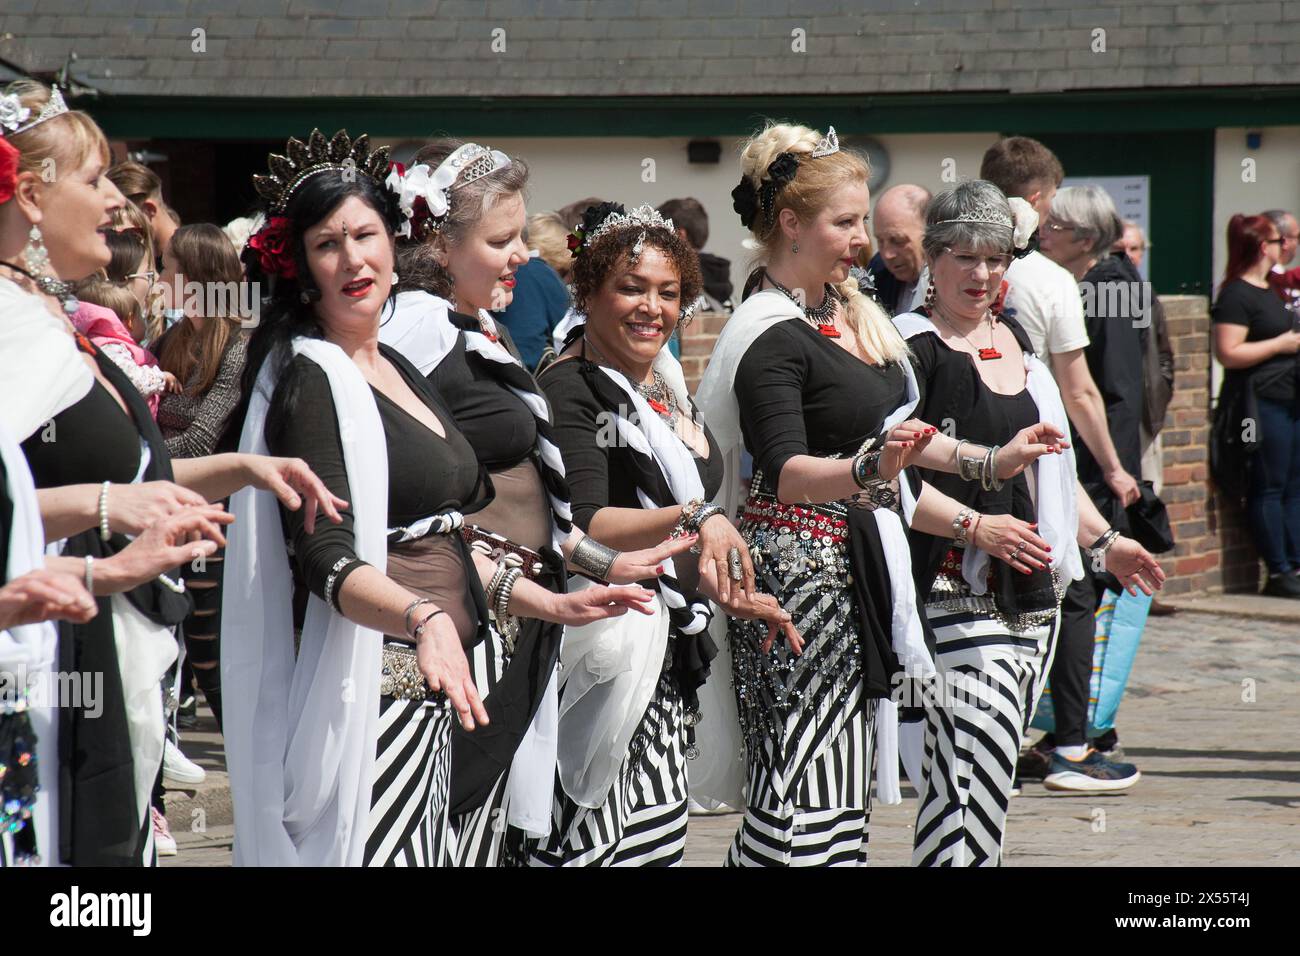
[2,87,66,136]
[569,202,674,262]
[253,129,392,215]
[385,142,513,240]
[934,196,1014,230]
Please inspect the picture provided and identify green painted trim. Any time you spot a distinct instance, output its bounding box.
[83,86,1300,140]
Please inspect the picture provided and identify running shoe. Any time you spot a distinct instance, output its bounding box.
[1043,749,1140,792]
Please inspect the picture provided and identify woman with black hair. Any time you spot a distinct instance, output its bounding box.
[221,130,657,867]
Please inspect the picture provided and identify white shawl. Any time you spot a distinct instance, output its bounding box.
[693,291,935,809]
[222,339,388,866]
[0,280,93,444]
[0,422,59,864]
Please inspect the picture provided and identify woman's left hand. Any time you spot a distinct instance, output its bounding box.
[604,533,700,584]
[548,584,657,625]
[243,455,348,534]
[1103,536,1166,596]
[697,513,755,605]
[879,419,937,480]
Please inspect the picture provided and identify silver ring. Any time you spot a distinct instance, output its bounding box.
[728,547,744,582]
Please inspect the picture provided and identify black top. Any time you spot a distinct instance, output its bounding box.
[1212,277,1298,404]
[425,312,538,470]
[266,344,483,607]
[22,380,142,488]
[907,314,1057,612]
[1076,253,1145,483]
[0,453,10,584]
[540,356,723,531]
[734,319,909,492]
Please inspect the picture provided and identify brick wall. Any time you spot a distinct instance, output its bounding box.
[682,296,1259,598]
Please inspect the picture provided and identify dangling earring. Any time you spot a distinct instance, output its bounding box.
[392,272,400,285]
[23,225,51,275]
[924,279,935,310]
[299,287,321,304]
[792,239,799,254]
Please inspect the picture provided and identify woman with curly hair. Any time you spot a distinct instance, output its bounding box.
[529,202,796,866]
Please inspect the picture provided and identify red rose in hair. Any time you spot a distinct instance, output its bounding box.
[248,216,297,279]
[0,138,20,206]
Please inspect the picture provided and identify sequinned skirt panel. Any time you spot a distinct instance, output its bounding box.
[725,518,878,867]
[911,605,1060,868]
[528,672,689,867]
[364,691,454,867]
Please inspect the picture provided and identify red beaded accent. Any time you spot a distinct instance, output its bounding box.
[741,498,849,546]
[817,324,841,338]
[647,397,669,415]
[978,346,1002,361]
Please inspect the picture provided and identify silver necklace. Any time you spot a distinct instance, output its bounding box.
[583,334,679,429]
[762,269,841,334]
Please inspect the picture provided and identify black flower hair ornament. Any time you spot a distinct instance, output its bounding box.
[567,201,626,257]
[733,152,801,231]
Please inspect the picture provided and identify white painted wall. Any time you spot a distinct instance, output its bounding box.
[383,132,998,297]
[1212,126,1300,297]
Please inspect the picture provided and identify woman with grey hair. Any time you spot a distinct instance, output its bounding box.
[1038,184,1124,276]
[892,179,1165,865]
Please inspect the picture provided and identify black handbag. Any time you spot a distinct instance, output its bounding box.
[1101,481,1175,555]
[1211,370,1261,503]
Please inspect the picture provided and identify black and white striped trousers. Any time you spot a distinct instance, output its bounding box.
[446,627,512,867]
[726,583,877,867]
[911,606,1060,867]
[528,672,689,867]
[364,692,454,867]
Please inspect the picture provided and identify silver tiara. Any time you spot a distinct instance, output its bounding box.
[586,204,675,261]
[810,125,840,159]
[2,86,68,136]
[935,196,1013,230]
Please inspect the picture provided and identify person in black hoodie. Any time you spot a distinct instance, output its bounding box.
[1033,184,1153,790]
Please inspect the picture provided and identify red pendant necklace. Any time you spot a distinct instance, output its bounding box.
[935,308,1000,361]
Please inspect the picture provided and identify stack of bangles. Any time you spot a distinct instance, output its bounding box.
[570,534,620,582]
[851,450,885,490]
[673,498,726,554]
[402,597,446,642]
[486,561,523,650]
[1088,528,1121,566]
[954,439,1004,492]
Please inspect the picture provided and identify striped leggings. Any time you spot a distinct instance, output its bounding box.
[911,606,1060,867]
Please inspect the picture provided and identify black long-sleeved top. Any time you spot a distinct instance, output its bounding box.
[907,315,1058,613]
[540,357,722,530]
[266,344,482,608]
[426,313,538,470]
[734,319,909,493]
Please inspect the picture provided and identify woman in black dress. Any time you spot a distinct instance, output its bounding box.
[532,202,794,866]
[221,131,653,866]
[380,141,693,865]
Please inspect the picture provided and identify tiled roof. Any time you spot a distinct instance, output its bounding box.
[2,0,1296,99]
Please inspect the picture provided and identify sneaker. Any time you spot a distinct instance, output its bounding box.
[1091,728,1125,760]
[1043,749,1140,792]
[1016,733,1056,781]
[151,806,177,857]
[1262,573,1300,598]
[176,693,199,730]
[162,738,206,788]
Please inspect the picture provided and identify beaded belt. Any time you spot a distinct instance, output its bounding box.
[927,546,1064,633]
[379,641,445,703]
[740,492,850,547]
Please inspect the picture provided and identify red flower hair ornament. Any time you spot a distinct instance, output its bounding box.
[247,216,297,279]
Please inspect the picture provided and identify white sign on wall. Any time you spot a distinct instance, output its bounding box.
[1062,174,1151,282]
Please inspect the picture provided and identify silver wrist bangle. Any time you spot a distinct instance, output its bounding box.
[491,566,524,653]
[571,535,619,581]
[410,607,446,642]
[403,597,438,635]
[952,507,978,546]
[98,481,111,542]
[83,555,94,593]
[689,503,725,533]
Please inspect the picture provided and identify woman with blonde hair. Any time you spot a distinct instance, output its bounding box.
[696,122,1067,865]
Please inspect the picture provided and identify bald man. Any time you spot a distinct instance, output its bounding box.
[868,184,931,314]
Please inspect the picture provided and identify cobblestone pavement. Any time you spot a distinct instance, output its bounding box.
[164,609,1300,867]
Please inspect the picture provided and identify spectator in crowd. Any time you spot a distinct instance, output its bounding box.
[867,183,930,314]
[1263,208,1300,313]
[107,160,180,262]
[1213,214,1300,598]
[1116,219,1150,272]
[658,196,734,314]
[527,211,574,281]
[1033,185,1154,786]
